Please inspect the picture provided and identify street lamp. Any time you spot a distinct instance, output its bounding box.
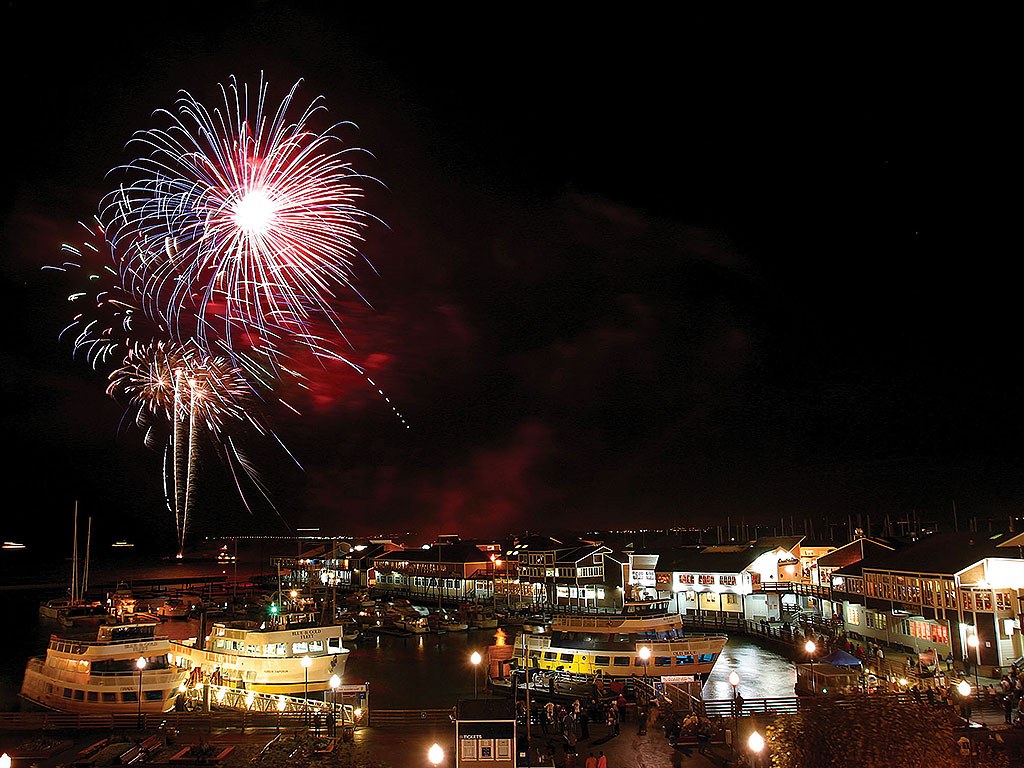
[729,671,741,725]
[277,694,286,732]
[748,730,765,768]
[428,743,444,766]
[135,656,147,729]
[301,655,312,726]
[470,651,482,698]
[805,640,817,695]
[1,753,11,768]
[957,679,973,721]
[638,646,651,680]
[967,634,981,691]
[330,674,341,738]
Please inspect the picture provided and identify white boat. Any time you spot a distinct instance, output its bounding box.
[460,605,499,630]
[396,615,431,633]
[504,599,728,686]
[156,598,190,619]
[20,622,188,714]
[170,611,349,695]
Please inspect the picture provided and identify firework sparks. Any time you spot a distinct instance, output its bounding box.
[100,74,380,369]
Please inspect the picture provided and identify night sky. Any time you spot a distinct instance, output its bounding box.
[1,5,1018,552]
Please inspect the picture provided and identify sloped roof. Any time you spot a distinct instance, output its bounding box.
[655,543,780,574]
[820,649,862,666]
[816,538,898,568]
[860,531,1019,576]
[754,536,804,553]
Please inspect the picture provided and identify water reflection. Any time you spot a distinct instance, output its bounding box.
[704,637,796,700]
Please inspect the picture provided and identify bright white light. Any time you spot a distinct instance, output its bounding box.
[301,655,312,668]
[471,652,482,665]
[748,731,765,753]
[233,189,276,235]
[967,635,979,648]
[729,672,740,687]
[428,743,444,765]
[136,656,147,670]
[957,680,971,696]
[330,674,341,689]
[638,646,651,661]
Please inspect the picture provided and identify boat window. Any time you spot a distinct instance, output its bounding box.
[528,650,541,658]
[102,692,117,703]
[543,652,557,661]
[560,653,574,663]
[654,657,672,667]
[122,691,138,702]
[87,692,99,702]
[63,688,72,699]
[594,656,610,666]
[328,638,341,651]
[613,657,631,666]
[145,690,163,701]
[699,653,716,663]
[634,658,645,666]
[73,690,85,700]
[308,640,324,653]
[676,654,694,665]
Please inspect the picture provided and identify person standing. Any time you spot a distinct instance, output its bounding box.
[597,751,607,768]
[585,753,597,768]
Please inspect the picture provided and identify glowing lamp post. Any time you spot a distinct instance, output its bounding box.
[957,678,973,720]
[470,651,482,698]
[967,634,981,691]
[330,674,341,737]
[729,671,741,725]
[639,646,651,680]
[301,655,312,726]
[2,752,13,768]
[805,640,817,694]
[748,730,765,767]
[277,694,286,732]
[135,656,147,728]
[428,743,444,767]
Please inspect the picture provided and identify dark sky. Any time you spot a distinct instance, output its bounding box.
[1,4,1018,552]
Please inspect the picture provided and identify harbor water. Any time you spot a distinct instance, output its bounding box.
[0,544,797,711]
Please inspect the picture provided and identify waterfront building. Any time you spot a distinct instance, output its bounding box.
[511,535,615,609]
[829,531,1024,669]
[274,539,402,591]
[372,543,496,605]
[654,536,807,621]
[815,535,899,622]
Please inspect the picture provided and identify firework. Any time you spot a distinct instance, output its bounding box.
[107,341,272,555]
[100,74,379,369]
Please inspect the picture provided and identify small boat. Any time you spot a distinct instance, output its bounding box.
[20,622,188,714]
[430,611,469,632]
[461,605,499,630]
[156,598,190,619]
[396,615,431,634]
[58,602,109,627]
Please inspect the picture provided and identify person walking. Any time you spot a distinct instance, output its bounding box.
[1004,693,1016,724]
[596,751,607,768]
[585,753,597,768]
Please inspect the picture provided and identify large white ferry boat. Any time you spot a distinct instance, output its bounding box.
[170,611,349,695]
[20,622,188,713]
[504,599,727,686]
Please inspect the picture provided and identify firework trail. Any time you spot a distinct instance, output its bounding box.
[107,340,277,555]
[100,74,381,371]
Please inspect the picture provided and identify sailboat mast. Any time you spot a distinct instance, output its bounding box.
[71,501,78,602]
[82,517,92,598]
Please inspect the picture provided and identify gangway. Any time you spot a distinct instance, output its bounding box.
[180,683,368,728]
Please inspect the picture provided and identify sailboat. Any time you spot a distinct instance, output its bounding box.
[38,503,108,626]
